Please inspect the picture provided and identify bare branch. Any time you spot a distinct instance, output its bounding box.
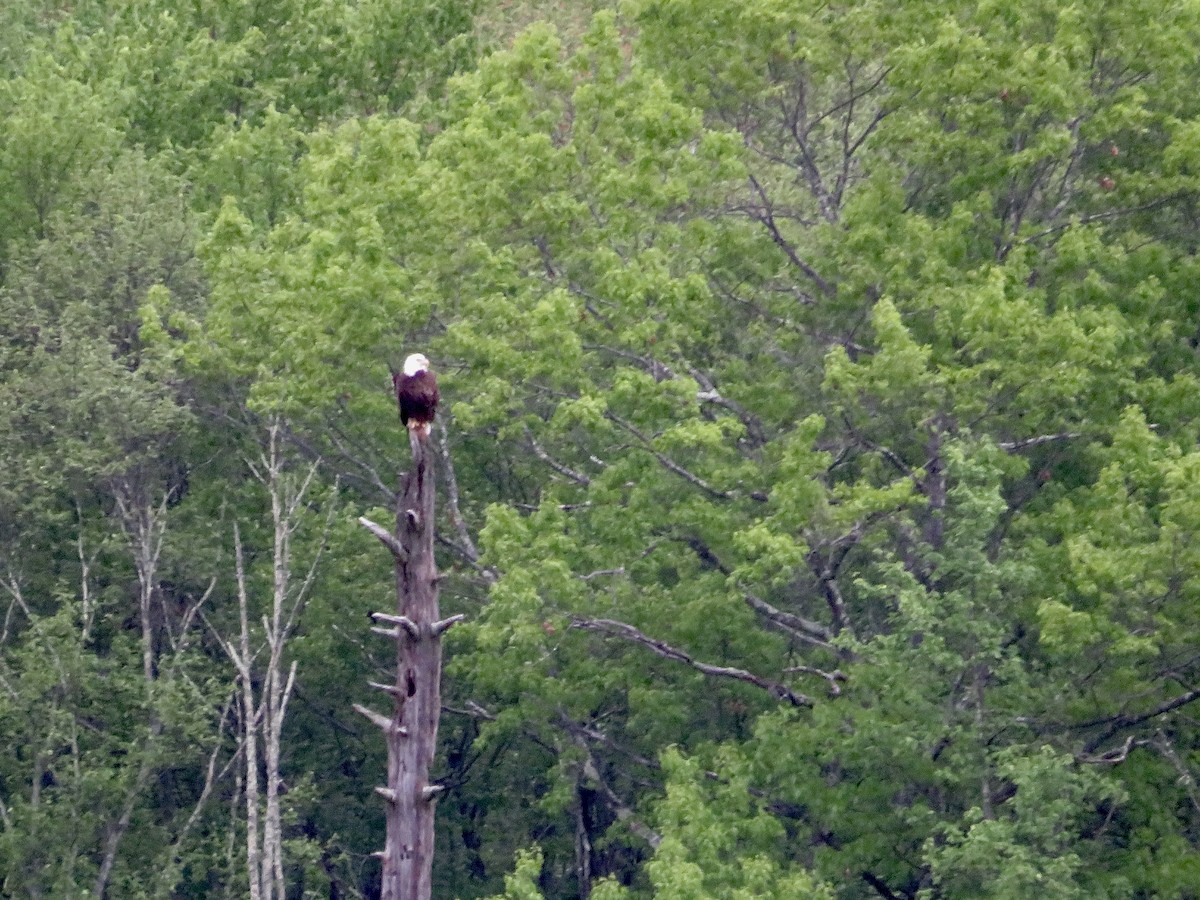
[160,691,243,893]
[281,478,339,651]
[807,518,884,636]
[322,419,396,501]
[778,93,841,226]
[1152,729,1200,816]
[573,617,813,707]
[686,365,767,449]
[565,722,662,849]
[784,664,848,697]
[528,431,592,486]
[743,592,835,650]
[1023,194,1186,245]
[582,343,679,382]
[604,413,738,501]
[557,714,658,770]
[93,747,156,898]
[837,104,890,203]
[371,612,421,640]
[1077,735,1143,765]
[369,680,407,699]
[3,569,69,692]
[431,614,465,637]
[359,516,409,564]
[73,497,102,643]
[747,173,836,295]
[435,532,500,582]
[441,700,498,721]
[862,870,903,900]
[579,567,625,581]
[997,432,1083,452]
[678,535,731,575]
[811,563,852,635]
[277,660,298,727]
[1082,685,1200,754]
[354,703,404,735]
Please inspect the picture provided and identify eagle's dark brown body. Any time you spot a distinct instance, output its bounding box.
[394,354,438,435]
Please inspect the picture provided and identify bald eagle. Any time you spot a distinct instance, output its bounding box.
[393,353,439,436]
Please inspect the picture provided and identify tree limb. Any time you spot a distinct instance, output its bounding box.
[563,720,662,849]
[572,617,813,707]
[997,432,1083,452]
[747,173,836,294]
[743,593,834,650]
[783,664,847,697]
[359,516,409,564]
[527,431,592,486]
[1081,685,1200,755]
[578,567,625,581]
[604,413,745,501]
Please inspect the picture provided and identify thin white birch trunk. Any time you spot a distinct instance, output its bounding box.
[234,523,264,900]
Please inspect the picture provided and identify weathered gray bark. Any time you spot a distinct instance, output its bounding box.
[357,427,461,900]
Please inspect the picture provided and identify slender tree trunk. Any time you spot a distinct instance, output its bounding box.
[264,454,290,900]
[358,427,462,900]
[235,523,264,900]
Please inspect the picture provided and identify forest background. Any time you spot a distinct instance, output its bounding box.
[4,0,1200,897]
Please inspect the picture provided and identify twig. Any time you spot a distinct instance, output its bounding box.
[557,715,658,770]
[160,691,243,892]
[443,701,498,721]
[1022,194,1186,245]
[321,419,395,502]
[1077,735,1143,765]
[582,343,679,382]
[687,365,767,449]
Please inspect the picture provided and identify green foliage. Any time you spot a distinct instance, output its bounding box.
[647,749,834,899]
[924,746,1124,899]
[7,0,1200,895]
[488,846,548,900]
[0,53,123,256]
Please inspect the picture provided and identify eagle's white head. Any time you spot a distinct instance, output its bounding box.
[402,353,430,377]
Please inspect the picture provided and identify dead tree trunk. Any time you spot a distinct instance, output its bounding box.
[357,428,463,899]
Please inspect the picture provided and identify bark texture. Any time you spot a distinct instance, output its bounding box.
[360,428,452,900]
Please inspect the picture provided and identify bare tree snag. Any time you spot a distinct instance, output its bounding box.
[358,427,460,899]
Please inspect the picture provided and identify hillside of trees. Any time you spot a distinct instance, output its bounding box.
[4,0,1200,896]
